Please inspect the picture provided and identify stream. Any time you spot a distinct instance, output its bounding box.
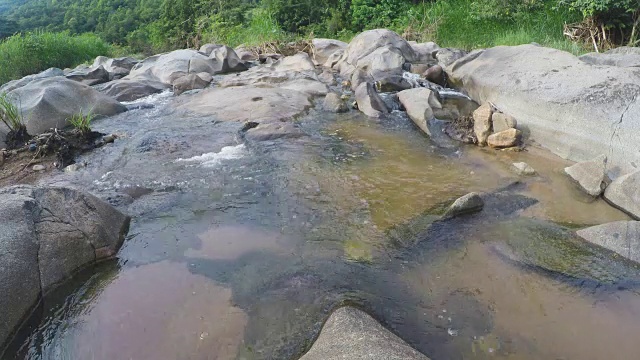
[4,89,640,360]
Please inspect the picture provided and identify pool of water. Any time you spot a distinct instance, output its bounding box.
[4,90,638,360]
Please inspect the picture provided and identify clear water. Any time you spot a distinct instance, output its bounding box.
[4,89,638,360]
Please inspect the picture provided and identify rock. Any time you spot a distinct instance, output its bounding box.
[423,65,445,86]
[208,45,248,73]
[410,41,439,64]
[398,88,438,135]
[473,103,493,146]
[409,63,431,75]
[64,163,83,172]
[323,50,344,68]
[577,221,640,263]
[94,78,170,102]
[312,38,348,65]
[446,44,640,176]
[234,46,258,62]
[487,128,522,148]
[279,79,329,97]
[299,307,430,360]
[443,192,484,218]
[32,164,45,171]
[198,43,222,56]
[355,46,406,82]
[65,65,111,86]
[375,75,413,92]
[103,134,116,143]
[323,93,348,113]
[512,162,536,176]
[355,82,388,118]
[244,122,306,142]
[0,68,64,93]
[90,56,139,80]
[579,47,640,68]
[318,70,337,85]
[0,185,130,350]
[491,112,517,132]
[434,48,467,67]
[604,170,640,219]
[276,52,316,72]
[440,96,479,120]
[8,77,127,135]
[564,154,607,196]
[177,86,313,123]
[172,73,211,95]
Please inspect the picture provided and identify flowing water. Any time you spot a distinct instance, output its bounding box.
[4,90,640,360]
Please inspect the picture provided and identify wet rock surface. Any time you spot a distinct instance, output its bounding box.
[564,154,607,197]
[604,170,640,219]
[577,221,640,263]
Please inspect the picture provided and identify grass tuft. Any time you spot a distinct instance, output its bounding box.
[68,111,94,134]
[0,92,25,132]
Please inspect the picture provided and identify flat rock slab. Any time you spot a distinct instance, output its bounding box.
[564,154,607,196]
[177,86,313,123]
[604,170,640,219]
[299,307,430,360]
[577,221,640,263]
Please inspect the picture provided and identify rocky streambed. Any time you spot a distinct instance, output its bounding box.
[1,29,640,360]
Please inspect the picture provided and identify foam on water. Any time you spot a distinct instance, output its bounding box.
[121,90,174,107]
[176,144,246,168]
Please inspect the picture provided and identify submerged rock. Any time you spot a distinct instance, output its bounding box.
[564,154,607,196]
[323,93,348,113]
[299,307,430,360]
[512,162,536,176]
[604,170,640,219]
[0,185,130,350]
[443,192,484,218]
[577,221,640,264]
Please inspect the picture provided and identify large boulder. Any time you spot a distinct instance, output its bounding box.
[218,52,318,88]
[355,82,388,118]
[198,43,222,56]
[604,169,640,219]
[312,38,348,65]
[397,88,439,135]
[65,65,110,86]
[446,44,640,176]
[172,73,212,95]
[92,56,140,80]
[0,185,130,351]
[299,307,430,360]
[94,78,170,102]
[8,77,127,135]
[0,68,64,93]
[409,41,439,64]
[577,221,640,263]
[579,47,640,68]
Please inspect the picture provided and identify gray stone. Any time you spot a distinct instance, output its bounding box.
[94,78,170,102]
[0,68,64,93]
[423,65,445,86]
[299,307,430,360]
[312,38,348,65]
[375,75,413,92]
[244,122,306,142]
[577,221,640,263]
[8,77,127,135]
[32,164,45,171]
[279,79,329,97]
[172,73,211,95]
[410,41,439,64]
[434,48,467,67]
[491,112,517,132]
[487,128,522,148]
[323,93,348,113]
[579,47,640,68]
[234,46,257,62]
[512,162,536,176]
[65,65,110,86]
[398,88,438,135]
[604,170,640,219]
[473,103,493,146]
[443,192,484,218]
[318,70,336,85]
[446,44,640,176]
[564,154,607,196]
[0,185,130,350]
[198,43,222,56]
[355,82,388,118]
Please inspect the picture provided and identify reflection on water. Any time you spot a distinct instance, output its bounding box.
[6,94,639,360]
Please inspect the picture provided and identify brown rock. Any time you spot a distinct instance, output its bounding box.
[492,112,517,132]
[487,128,522,148]
[473,103,493,146]
[423,65,445,86]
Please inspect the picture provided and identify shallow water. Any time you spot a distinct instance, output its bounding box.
[5,89,638,360]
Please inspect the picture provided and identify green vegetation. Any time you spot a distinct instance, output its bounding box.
[0,32,110,85]
[68,111,94,134]
[0,93,25,133]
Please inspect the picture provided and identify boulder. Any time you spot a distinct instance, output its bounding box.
[487,128,522,148]
[8,77,127,135]
[208,45,248,73]
[0,68,64,93]
[355,46,406,81]
[443,192,484,218]
[446,44,640,176]
[92,56,139,80]
[579,47,640,68]
[491,112,517,132]
[276,52,316,72]
[577,221,640,263]
[234,46,258,62]
[564,154,607,196]
[244,122,306,142]
[512,162,536,176]
[323,93,348,113]
[198,43,222,56]
[398,88,438,135]
[299,307,430,360]
[0,185,130,350]
[94,78,170,102]
[312,38,348,65]
[423,65,445,86]
[410,41,439,64]
[355,82,388,118]
[434,48,467,67]
[604,170,640,219]
[172,73,211,95]
[65,65,111,86]
[375,75,413,92]
[177,85,312,123]
[473,103,493,146]
[323,50,344,68]
[318,70,337,85]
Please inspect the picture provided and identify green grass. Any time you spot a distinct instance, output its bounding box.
[0,92,25,132]
[68,111,94,134]
[0,31,111,86]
